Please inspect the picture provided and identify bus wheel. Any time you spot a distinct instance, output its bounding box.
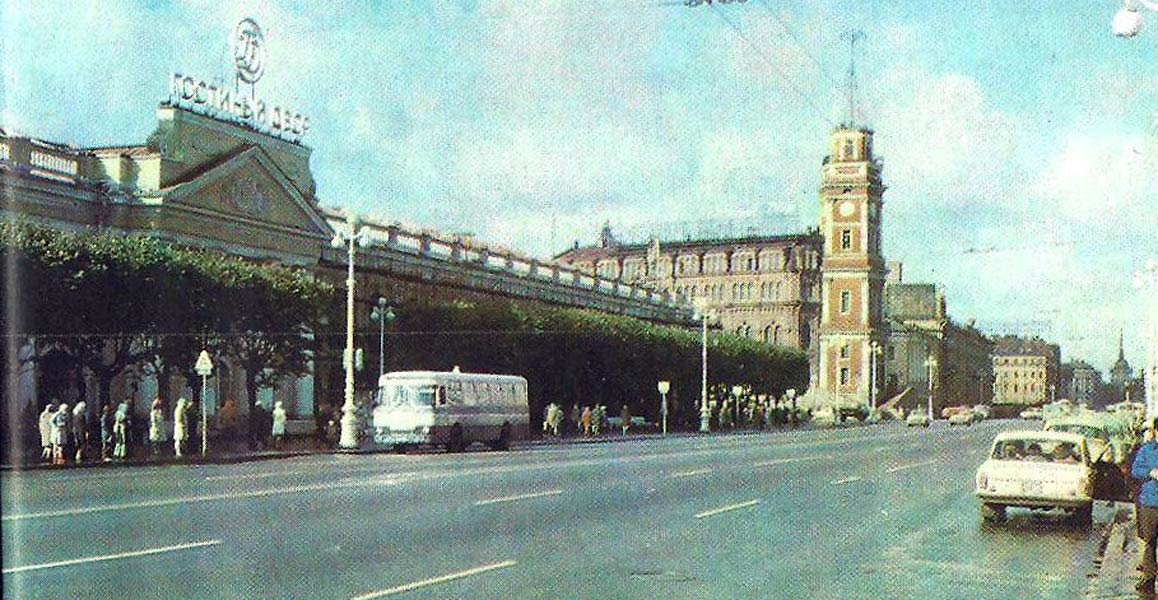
[490,422,511,451]
[448,424,465,453]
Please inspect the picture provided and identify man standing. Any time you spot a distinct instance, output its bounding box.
[1132,418,1158,592]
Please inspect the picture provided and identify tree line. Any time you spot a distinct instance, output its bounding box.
[3,222,809,430]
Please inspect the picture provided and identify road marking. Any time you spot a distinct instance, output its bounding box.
[830,476,863,485]
[351,560,517,599]
[884,460,938,474]
[694,499,761,519]
[1,540,221,575]
[752,454,829,468]
[474,489,563,506]
[667,469,713,479]
[205,469,310,481]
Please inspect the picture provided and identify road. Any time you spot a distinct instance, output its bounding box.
[1,420,1111,599]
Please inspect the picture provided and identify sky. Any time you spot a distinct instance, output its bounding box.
[2,0,1155,375]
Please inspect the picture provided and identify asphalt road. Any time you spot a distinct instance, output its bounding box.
[1,420,1112,599]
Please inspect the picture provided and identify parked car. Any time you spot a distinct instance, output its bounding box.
[948,411,974,426]
[972,405,991,421]
[1019,408,1043,420]
[975,431,1095,525]
[906,411,930,428]
[942,405,971,420]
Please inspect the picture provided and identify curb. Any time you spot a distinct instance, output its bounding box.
[1086,504,1139,599]
[1,450,317,472]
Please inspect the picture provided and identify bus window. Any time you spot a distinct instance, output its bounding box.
[417,385,438,407]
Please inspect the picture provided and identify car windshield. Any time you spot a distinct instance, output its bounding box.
[992,438,1084,463]
[376,383,428,407]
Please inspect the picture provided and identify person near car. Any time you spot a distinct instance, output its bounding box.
[271,401,287,450]
[1131,418,1158,592]
[50,403,71,465]
[149,399,168,456]
[580,406,592,437]
[173,397,190,457]
[72,401,89,462]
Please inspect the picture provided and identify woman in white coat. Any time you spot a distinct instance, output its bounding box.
[113,403,129,460]
[38,402,55,462]
[149,399,168,457]
[173,398,190,457]
[271,401,287,450]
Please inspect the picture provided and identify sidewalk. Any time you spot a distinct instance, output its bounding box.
[1088,504,1146,599]
[2,423,841,472]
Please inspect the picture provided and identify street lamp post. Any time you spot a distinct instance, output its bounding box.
[694,308,716,433]
[1113,0,1158,37]
[731,384,744,428]
[1135,260,1158,420]
[657,380,670,436]
[869,340,882,416]
[194,350,213,457]
[331,213,373,450]
[369,298,395,383]
[925,357,937,421]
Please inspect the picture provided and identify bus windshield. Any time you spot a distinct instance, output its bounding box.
[377,382,440,407]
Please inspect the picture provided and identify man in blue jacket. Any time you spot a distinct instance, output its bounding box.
[1132,418,1158,592]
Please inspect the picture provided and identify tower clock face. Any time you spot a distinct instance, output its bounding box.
[838,200,855,217]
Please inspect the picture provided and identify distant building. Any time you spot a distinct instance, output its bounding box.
[1110,330,1135,393]
[882,274,993,414]
[992,336,1061,406]
[556,224,823,355]
[1064,360,1100,405]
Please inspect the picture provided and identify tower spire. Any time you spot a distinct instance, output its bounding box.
[1120,329,1125,360]
[840,29,865,128]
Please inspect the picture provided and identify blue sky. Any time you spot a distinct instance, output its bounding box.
[2,1,1155,375]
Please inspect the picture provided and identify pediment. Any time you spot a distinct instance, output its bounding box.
[158,146,333,238]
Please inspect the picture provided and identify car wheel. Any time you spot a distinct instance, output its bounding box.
[489,422,511,451]
[981,503,1006,523]
[1071,504,1093,527]
[447,424,465,453]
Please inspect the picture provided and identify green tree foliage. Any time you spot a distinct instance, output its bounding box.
[381,298,808,430]
[2,222,332,411]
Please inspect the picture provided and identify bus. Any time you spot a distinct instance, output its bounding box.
[369,369,530,452]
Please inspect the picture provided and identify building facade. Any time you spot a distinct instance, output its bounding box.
[555,226,823,353]
[1064,360,1100,405]
[992,336,1061,407]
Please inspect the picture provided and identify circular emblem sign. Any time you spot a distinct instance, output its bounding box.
[232,18,266,84]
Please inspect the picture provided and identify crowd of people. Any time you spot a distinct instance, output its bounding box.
[25,396,302,466]
[539,396,810,438]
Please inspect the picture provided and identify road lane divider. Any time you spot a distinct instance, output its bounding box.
[352,560,517,599]
[205,469,310,481]
[474,489,563,506]
[2,540,221,575]
[667,469,713,479]
[752,454,831,468]
[694,499,761,519]
[830,476,863,485]
[884,460,938,474]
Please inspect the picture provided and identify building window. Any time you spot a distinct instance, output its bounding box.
[840,344,850,359]
[840,291,851,314]
[841,229,852,250]
[840,368,850,385]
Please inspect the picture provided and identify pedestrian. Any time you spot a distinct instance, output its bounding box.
[72,401,89,463]
[100,403,115,461]
[219,398,239,452]
[113,403,129,460]
[592,405,605,436]
[581,406,592,437]
[249,402,266,450]
[50,403,70,465]
[620,404,632,436]
[271,400,287,450]
[38,401,55,463]
[1134,418,1158,592]
[149,399,168,457]
[173,397,189,457]
[548,403,564,437]
[570,404,581,437]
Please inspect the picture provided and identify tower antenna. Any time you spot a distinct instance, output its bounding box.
[840,29,865,127]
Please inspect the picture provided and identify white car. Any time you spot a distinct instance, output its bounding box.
[972,405,991,421]
[948,411,974,426]
[974,431,1093,525]
[905,412,930,427]
[1019,408,1043,420]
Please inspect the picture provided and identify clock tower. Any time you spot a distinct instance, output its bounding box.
[817,126,886,412]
